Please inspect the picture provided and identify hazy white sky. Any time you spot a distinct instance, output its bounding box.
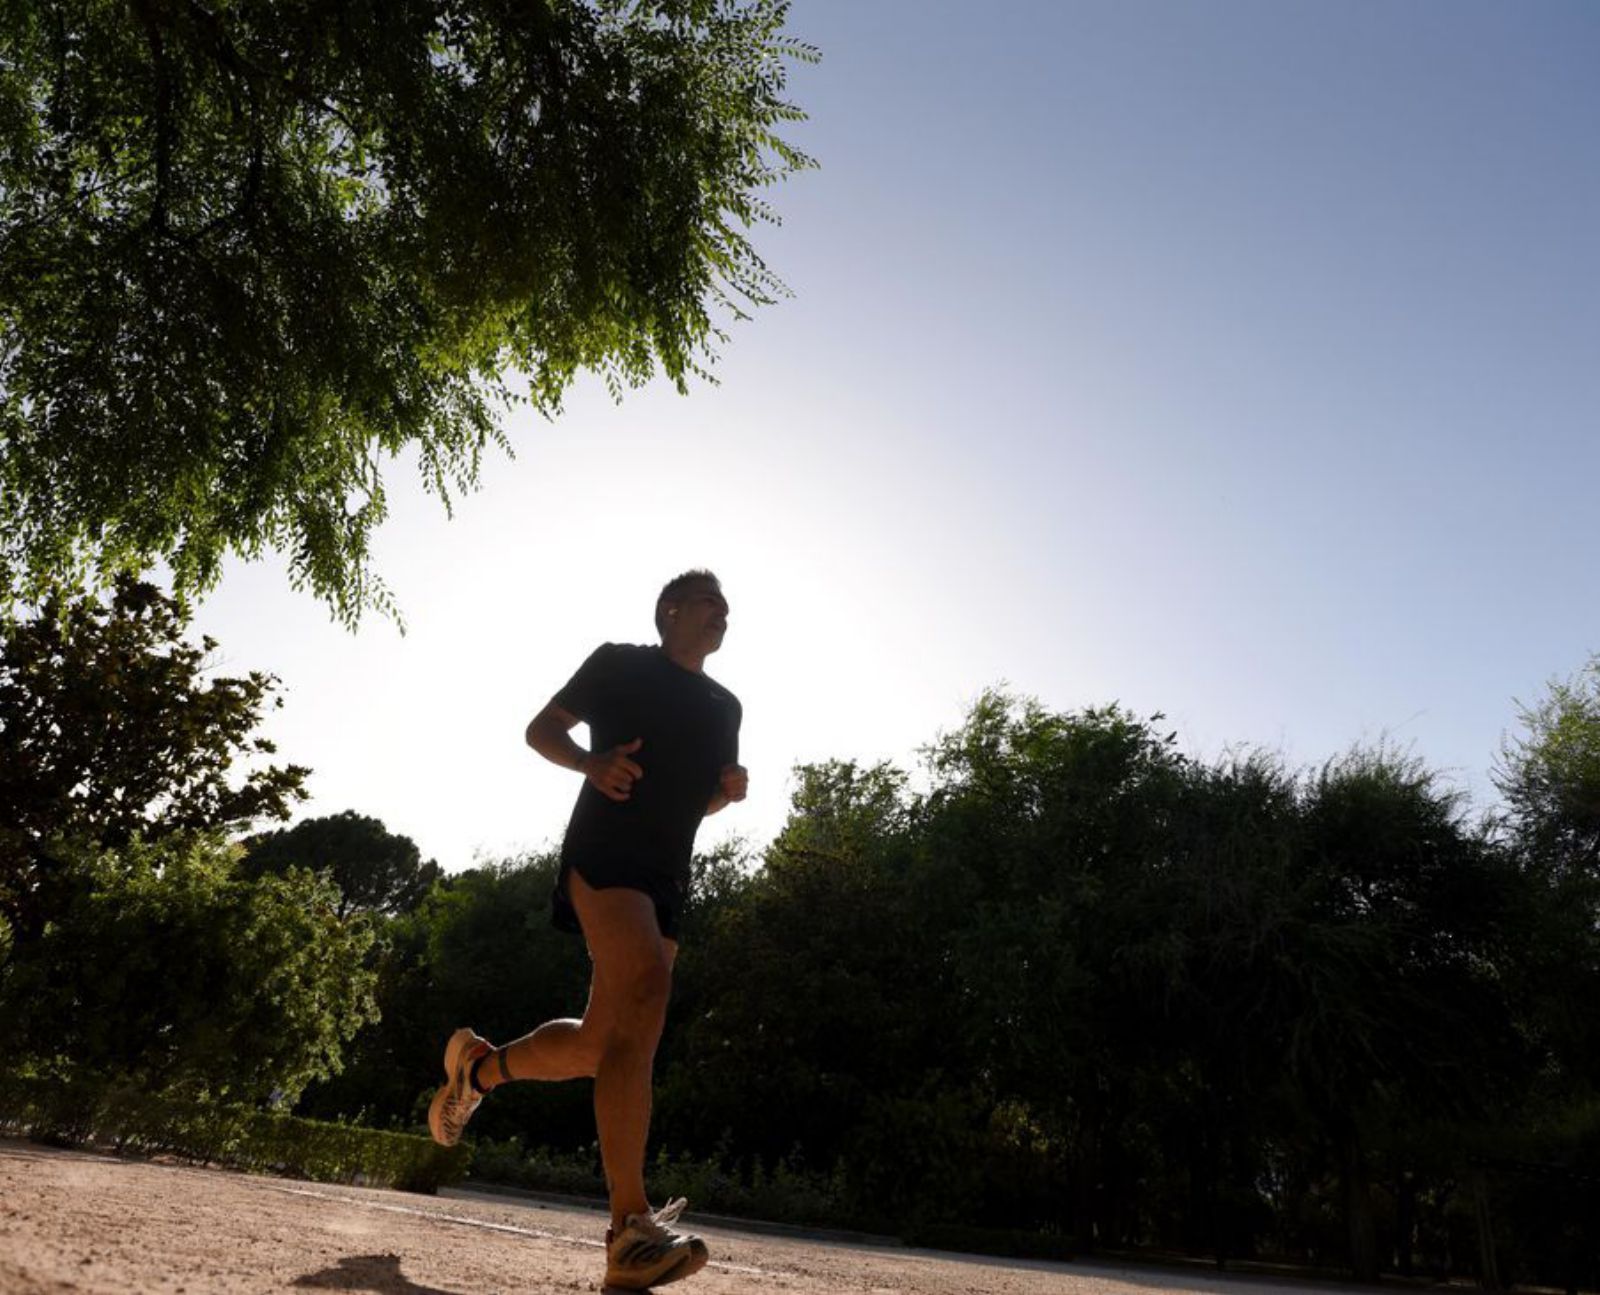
[190,0,1600,870]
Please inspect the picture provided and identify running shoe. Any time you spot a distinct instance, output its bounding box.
[427,1027,491,1147]
[605,1197,709,1289]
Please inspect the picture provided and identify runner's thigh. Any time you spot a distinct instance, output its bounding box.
[571,871,673,1024]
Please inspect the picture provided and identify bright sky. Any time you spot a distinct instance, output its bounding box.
[190,0,1600,871]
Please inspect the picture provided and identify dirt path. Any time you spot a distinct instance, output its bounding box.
[1,1138,1357,1294]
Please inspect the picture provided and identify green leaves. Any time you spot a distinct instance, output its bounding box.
[242,809,443,919]
[1498,656,1600,875]
[0,832,378,1105]
[0,576,307,940]
[0,0,815,623]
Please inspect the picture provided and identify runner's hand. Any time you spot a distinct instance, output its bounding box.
[719,763,749,803]
[584,738,644,801]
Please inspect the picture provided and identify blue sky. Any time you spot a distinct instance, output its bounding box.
[192,0,1600,868]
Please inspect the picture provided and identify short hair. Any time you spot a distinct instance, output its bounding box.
[655,569,721,636]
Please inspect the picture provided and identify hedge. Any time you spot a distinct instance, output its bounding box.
[0,1075,468,1194]
[467,1135,855,1231]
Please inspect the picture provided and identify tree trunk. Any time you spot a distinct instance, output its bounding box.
[1341,1135,1379,1281]
[1071,1117,1098,1253]
[1394,1172,1415,1278]
[1192,1118,1227,1269]
[1470,1169,1502,1290]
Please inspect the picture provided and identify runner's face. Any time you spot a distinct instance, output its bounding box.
[666,582,729,653]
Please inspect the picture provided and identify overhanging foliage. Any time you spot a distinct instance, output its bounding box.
[0,0,816,622]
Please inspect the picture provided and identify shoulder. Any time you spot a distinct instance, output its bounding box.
[585,642,654,669]
[605,641,656,662]
[701,672,741,715]
[560,642,648,696]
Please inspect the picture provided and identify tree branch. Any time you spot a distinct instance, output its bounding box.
[132,0,175,235]
[184,0,361,137]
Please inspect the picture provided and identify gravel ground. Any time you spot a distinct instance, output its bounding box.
[1,1137,1372,1294]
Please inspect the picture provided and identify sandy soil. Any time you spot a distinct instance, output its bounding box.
[0,1137,1364,1295]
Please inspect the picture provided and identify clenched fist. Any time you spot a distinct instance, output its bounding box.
[583,738,644,802]
[719,763,749,803]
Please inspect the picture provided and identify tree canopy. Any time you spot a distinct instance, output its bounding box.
[299,689,1593,1279]
[0,579,374,1108]
[1497,655,1600,877]
[0,578,305,942]
[1,832,377,1105]
[243,809,442,918]
[0,0,815,623]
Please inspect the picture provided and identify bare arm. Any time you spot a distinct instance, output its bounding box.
[526,700,590,772]
[527,700,644,802]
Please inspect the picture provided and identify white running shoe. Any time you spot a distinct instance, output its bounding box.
[427,1027,490,1147]
[605,1198,709,1289]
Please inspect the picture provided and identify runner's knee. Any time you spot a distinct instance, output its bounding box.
[613,955,671,1028]
[630,955,672,1009]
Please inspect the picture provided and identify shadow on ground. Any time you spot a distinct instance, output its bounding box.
[292,1252,462,1294]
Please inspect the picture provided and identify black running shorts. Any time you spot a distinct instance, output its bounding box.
[552,854,687,942]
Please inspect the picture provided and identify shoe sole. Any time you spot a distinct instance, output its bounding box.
[427,1027,481,1147]
[655,1243,709,1286]
[426,1082,453,1147]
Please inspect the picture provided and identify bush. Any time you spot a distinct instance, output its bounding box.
[1,834,378,1106]
[463,1136,850,1229]
[0,1075,466,1193]
[467,1137,606,1198]
[651,1148,850,1229]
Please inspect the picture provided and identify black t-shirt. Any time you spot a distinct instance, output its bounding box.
[555,643,742,874]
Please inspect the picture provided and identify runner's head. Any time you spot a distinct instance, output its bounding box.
[656,570,728,655]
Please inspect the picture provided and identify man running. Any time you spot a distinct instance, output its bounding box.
[427,570,745,1291]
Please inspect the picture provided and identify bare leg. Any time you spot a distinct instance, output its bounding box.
[473,872,674,1233]
[484,986,599,1083]
[475,894,678,1089]
[570,873,674,1233]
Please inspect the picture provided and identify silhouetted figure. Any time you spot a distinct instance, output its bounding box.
[427,571,745,1291]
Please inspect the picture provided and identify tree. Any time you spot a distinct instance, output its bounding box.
[918,693,1196,1246]
[0,832,377,1104]
[0,0,816,623]
[1267,751,1530,1280]
[256,687,1582,1276]
[243,810,442,918]
[1493,659,1600,1174]
[0,579,306,943]
[660,761,937,1186]
[1497,656,1600,878]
